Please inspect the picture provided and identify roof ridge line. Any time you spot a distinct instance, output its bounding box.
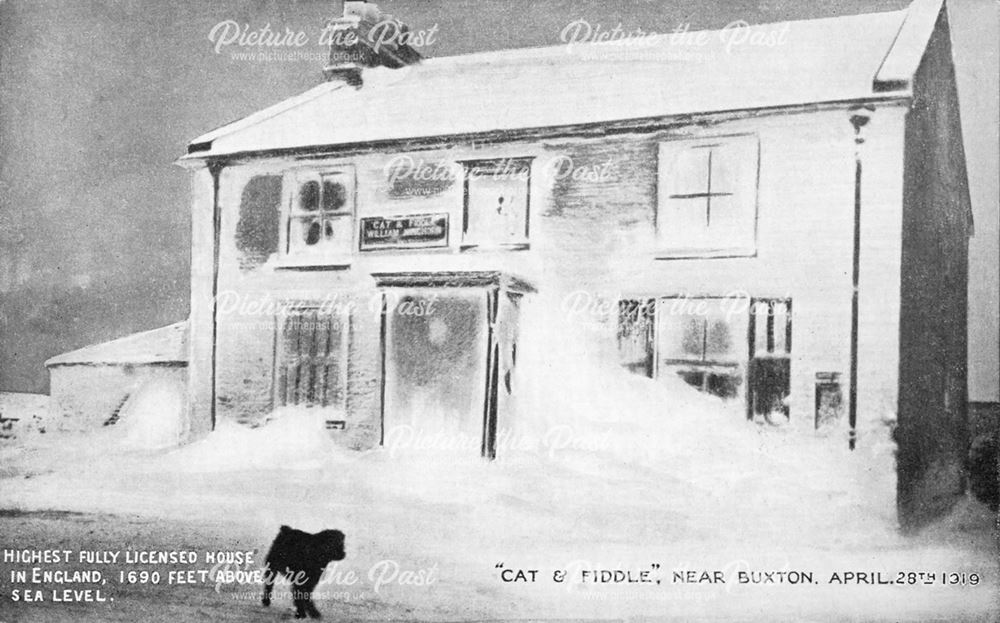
[414,8,909,67]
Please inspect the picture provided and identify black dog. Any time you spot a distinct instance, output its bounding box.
[262,525,346,619]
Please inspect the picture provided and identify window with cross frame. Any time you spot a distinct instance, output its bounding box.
[657,134,759,257]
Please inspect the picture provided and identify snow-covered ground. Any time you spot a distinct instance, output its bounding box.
[0,392,49,442]
[3,391,996,621]
[1,303,997,621]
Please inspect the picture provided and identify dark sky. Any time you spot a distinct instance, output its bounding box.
[0,0,997,398]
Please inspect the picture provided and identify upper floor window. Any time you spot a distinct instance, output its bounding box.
[657,135,758,257]
[461,158,532,248]
[282,167,356,264]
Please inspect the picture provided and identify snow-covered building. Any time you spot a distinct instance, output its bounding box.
[45,322,188,429]
[172,0,971,529]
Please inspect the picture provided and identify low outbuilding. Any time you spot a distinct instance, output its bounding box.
[45,321,188,432]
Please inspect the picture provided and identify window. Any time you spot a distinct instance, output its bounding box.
[461,158,532,248]
[654,296,749,399]
[618,295,793,409]
[657,135,758,257]
[275,306,349,410]
[617,298,655,378]
[282,168,355,264]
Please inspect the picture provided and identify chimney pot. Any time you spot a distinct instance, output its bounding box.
[322,0,421,86]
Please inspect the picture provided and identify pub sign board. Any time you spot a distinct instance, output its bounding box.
[359,213,450,251]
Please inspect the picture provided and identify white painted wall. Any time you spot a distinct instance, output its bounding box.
[194,103,910,448]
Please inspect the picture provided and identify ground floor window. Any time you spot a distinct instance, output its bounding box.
[617,295,793,412]
[655,296,748,399]
[274,306,349,409]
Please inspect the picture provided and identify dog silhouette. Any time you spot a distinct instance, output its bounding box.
[262,525,346,619]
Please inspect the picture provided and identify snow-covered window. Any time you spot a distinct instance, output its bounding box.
[618,298,655,377]
[657,135,758,257]
[275,306,349,410]
[655,296,749,398]
[461,158,532,248]
[281,167,355,265]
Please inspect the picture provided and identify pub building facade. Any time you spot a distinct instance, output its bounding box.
[176,0,972,528]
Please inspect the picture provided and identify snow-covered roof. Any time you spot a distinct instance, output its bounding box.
[183,0,948,160]
[45,321,188,367]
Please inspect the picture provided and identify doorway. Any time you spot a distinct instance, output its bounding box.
[383,290,488,450]
[747,298,792,424]
[375,272,533,459]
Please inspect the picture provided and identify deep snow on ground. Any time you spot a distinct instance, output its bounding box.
[3,387,997,621]
[1,300,997,621]
[0,392,49,442]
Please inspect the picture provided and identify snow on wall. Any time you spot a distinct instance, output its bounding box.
[47,364,186,432]
[195,105,909,449]
[116,377,188,450]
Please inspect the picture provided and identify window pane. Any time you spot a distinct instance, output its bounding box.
[706,373,742,398]
[705,194,738,237]
[322,175,348,213]
[289,217,322,247]
[681,317,706,357]
[298,180,320,212]
[708,147,734,194]
[659,197,709,249]
[323,215,353,255]
[705,318,734,359]
[666,145,710,196]
[709,194,754,251]
[702,298,745,362]
[711,137,757,197]
[656,301,706,362]
[753,300,771,357]
[772,301,789,354]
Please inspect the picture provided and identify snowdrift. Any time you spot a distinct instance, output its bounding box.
[3,298,993,621]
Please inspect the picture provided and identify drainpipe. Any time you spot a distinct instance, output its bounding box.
[208,160,225,432]
[848,106,874,451]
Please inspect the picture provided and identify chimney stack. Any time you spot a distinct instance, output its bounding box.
[323,0,422,87]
